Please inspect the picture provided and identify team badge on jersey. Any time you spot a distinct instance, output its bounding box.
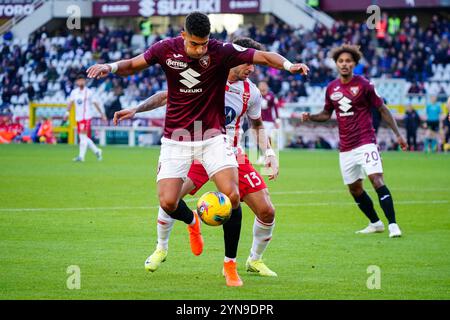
[199,55,210,68]
[242,91,250,104]
[350,86,360,96]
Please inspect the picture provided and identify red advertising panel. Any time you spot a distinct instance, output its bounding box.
[221,0,260,13]
[321,0,443,11]
[92,0,260,17]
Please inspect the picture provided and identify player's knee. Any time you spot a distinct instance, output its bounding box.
[257,204,275,224]
[159,198,178,214]
[369,174,384,189]
[226,190,240,208]
[349,185,363,198]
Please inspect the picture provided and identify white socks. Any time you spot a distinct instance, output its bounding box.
[156,206,175,251]
[79,134,88,159]
[86,136,100,154]
[250,217,275,261]
[79,134,99,159]
[224,257,236,263]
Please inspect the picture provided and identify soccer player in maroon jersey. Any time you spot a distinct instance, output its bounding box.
[114,38,279,285]
[87,12,308,286]
[302,44,407,238]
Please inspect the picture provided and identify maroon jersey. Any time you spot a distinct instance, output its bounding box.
[261,92,278,122]
[324,75,383,152]
[144,37,255,140]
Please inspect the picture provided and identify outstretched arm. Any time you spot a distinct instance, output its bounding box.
[87,54,149,79]
[253,51,309,75]
[302,109,333,123]
[113,91,168,125]
[249,117,279,180]
[378,104,408,151]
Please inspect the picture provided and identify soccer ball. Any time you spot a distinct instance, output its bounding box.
[197,191,232,226]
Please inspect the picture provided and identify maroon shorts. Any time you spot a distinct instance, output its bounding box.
[188,152,267,200]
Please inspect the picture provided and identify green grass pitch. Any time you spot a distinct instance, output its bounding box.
[0,144,449,299]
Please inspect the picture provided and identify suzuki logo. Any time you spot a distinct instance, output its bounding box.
[180,68,201,88]
[338,96,352,113]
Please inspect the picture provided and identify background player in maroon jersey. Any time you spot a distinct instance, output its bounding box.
[87,12,308,286]
[302,44,407,238]
[257,81,280,164]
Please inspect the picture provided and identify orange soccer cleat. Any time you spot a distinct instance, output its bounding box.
[187,210,204,256]
[223,261,243,287]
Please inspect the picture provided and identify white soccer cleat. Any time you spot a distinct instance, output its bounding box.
[388,223,402,238]
[355,220,385,234]
[144,248,167,272]
[96,149,103,161]
[72,156,84,162]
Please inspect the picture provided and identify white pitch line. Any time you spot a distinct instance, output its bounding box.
[270,188,450,195]
[275,200,449,207]
[0,200,448,213]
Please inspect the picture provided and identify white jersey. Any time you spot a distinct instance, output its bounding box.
[224,79,262,153]
[69,87,99,122]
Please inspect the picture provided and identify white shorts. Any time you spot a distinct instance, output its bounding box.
[157,134,238,182]
[339,143,383,185]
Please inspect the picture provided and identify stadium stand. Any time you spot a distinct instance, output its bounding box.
[0,13,448,149]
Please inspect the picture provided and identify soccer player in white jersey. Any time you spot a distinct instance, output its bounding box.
[87,12,308,287]
[114,38,280,285]
[67,73,106,162]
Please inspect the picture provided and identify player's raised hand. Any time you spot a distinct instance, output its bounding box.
[86,64,111,79]
[113,108,137,126]
[397,135,408,151]
[301,112,311,122]
[265,154,279,181]
[289,63,309,76]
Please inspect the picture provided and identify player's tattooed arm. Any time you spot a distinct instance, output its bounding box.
[379,104,408,151]
[302,109,332,122]
[136,91,168,113]
[113,91,167,125]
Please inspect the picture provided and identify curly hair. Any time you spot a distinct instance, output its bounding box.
[232,37,263,51]
[330,44,363,64]
[185,12,211,38]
